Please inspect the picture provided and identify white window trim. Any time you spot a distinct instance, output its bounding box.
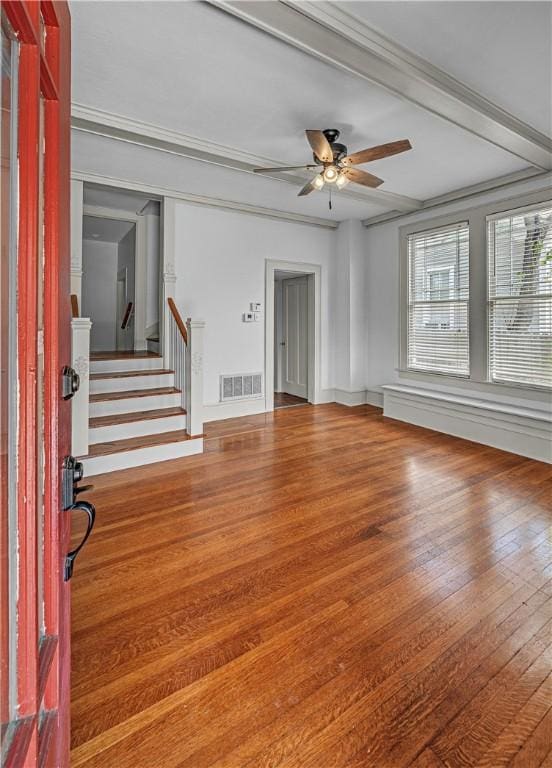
[399,188,552,400]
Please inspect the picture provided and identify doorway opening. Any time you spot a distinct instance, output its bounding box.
[80,183,162,357]
[272,268,316,410]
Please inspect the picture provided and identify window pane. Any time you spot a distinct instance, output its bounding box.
[407,222,470,375]
[488,206,552,388]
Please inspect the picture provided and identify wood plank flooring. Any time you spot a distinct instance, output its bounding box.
[274,392,309,408]
[70,404,552,767]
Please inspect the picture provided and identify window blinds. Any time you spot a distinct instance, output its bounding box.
[488,205,552,388]
[407,222,469,375]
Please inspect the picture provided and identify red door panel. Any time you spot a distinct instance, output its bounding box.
[1,2,72,765]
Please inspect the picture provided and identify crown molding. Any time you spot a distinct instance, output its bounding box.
[71,103,422,214]
[362,169,552,228]
[71,169,339,229]
[210,1,552,171]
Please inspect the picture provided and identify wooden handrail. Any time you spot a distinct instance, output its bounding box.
[70,294,79,318]
[167,298,188,345]
[121,302,133,330]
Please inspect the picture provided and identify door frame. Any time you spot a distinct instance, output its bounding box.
[82,205,147,349]
[265,259,321,412]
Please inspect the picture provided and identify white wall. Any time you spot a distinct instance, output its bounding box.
[335,220,366,396]
[173,202,337,413]
[82,239,118,351]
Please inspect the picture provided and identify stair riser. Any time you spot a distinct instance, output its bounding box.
[90,373,175,394]
[89,414,187,444]
[90,392,182,418]
[90,357,164,374]
[82,437,203,476]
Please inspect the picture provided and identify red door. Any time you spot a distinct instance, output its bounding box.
[1,2,72,766]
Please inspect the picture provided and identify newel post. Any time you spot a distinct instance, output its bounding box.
[185,318,205,437]
[71,317,92,456]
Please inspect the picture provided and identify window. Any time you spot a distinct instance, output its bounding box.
[407,222,469,375]
[488,205,552,388]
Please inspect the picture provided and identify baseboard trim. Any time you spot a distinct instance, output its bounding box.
[382,384,551,463]
[333,388,384,408]
[203,397,267,423]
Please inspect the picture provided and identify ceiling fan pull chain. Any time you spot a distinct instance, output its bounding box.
[329,187,332,210]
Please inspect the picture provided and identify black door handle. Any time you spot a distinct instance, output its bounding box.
[64,501,95,581]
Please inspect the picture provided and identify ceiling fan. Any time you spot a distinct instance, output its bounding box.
[253,129,412,207]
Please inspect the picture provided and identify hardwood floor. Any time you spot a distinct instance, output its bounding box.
[274,391,309,408]
[70,404,552,767]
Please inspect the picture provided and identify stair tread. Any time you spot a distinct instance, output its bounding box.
[81,429,195,458]
[90,369,174,380]
[90,407,186,428]
[90,387,181,402]
[90,350,161,360]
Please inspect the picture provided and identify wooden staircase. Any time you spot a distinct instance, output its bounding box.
[79,351,203,476]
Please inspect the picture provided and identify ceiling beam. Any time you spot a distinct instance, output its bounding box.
[209,1,552,171]
[72,169,340,229]
[71,103,422,213]
[362,169,551,227]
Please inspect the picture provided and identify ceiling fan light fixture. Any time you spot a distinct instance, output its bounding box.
[336,172,349,189]
[323,165,338,183]
[312,173,325,190]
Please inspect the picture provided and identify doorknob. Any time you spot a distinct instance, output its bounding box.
[64,501,95,581]
[280,341,286,346]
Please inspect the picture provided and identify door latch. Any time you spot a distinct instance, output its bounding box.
[62,455,84,510]
[61,455,96,580]
[62,365,80,400]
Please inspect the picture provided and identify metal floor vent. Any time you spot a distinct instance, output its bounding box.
[220,373,263,401]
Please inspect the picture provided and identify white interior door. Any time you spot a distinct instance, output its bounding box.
[283,276,308,398]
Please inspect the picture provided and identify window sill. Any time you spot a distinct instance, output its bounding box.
[397,368,552,402]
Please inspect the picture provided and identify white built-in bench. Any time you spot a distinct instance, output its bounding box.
[382,384,551,464]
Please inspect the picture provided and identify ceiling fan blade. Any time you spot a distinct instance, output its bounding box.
[253,164,321,173]
[342,139,412,166]
[342,167,384,188]
[305,130,334,163]
[297,178,318,197]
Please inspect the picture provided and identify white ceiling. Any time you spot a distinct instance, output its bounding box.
[342,1,552,137]
[70,1,550,221]
[82,214,135,243]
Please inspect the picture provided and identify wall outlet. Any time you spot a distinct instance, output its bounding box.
[243,312,254,322]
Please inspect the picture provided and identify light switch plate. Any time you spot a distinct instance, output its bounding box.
[250,302,262,312]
